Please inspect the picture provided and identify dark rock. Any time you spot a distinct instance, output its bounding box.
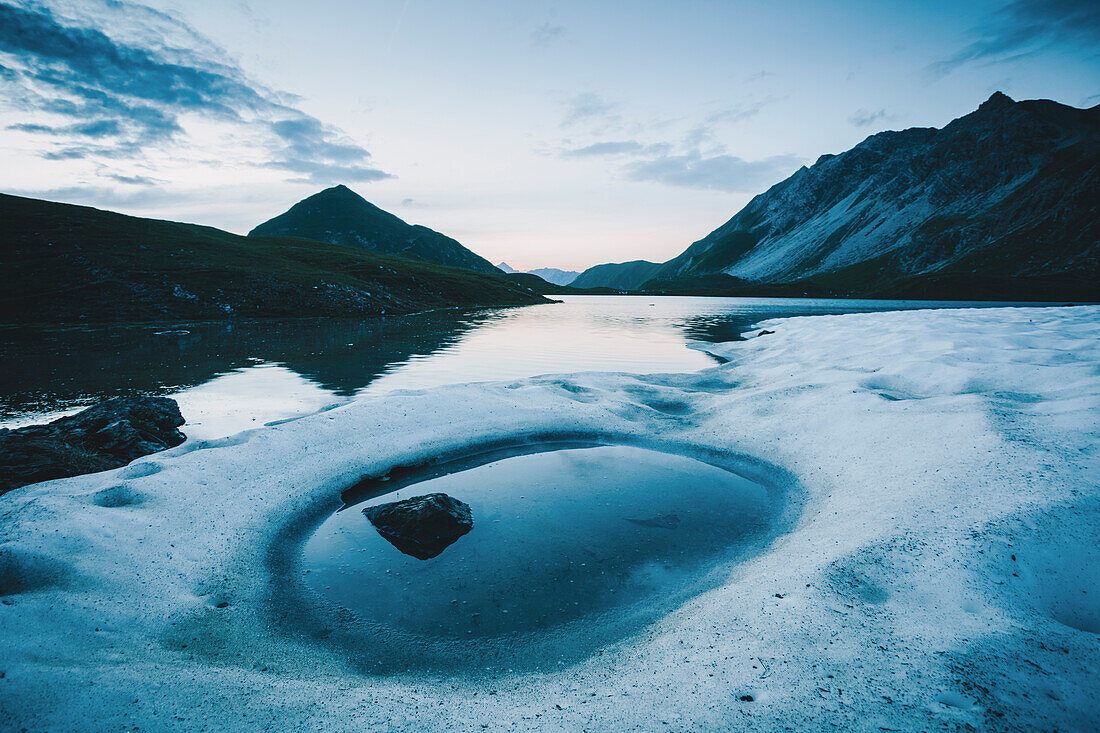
[0,396,185,494]
[363,493,473,560]
[758,329,775,336]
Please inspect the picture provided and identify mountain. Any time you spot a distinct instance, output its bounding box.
[649,93,1099,301]
[0,193,547,325]
[496,262,580,286]
[571,260,661,290]
[500,273,598,295]
[249,185,499,274]
[527,268,581,286]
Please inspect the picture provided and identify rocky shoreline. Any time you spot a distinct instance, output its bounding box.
[0,396,186,494]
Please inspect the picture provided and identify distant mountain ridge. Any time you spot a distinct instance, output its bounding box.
[250,185,499,274]
[496,262,580,286]
[527,268,581,286]
[649,93,1099,300]
[571,260,660,290]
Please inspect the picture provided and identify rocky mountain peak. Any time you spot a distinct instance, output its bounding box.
[978,91,1016,112]
[311,183,370,207]
[647,93,1098,301]
[249,185,500,274]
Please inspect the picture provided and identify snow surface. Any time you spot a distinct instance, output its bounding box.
[1,306,1098,731]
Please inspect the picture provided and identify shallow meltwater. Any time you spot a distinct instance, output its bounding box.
[297,445,781,673]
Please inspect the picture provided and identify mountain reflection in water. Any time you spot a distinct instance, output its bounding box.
[1,295,1030,438]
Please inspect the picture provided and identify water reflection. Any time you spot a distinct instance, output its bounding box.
[0,310,496,434]
[1,296,1035,438]
[300,445,776,672]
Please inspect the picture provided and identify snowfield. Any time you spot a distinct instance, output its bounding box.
[1,306,1097,731]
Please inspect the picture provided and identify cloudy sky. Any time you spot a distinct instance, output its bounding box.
[1,0,1097,270]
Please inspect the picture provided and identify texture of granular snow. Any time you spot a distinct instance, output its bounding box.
[0,306,1097,731]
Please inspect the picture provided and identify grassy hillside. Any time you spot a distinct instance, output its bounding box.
[0,193,548,325]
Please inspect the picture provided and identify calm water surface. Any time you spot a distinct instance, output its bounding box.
[300,444,778,672]
[0,296,1031,438]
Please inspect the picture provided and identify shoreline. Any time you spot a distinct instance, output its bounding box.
[1,305,1097,730]
[0,294,1088,332]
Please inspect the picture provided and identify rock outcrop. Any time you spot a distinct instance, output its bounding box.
[363,493,474,560]
[0,396,186,494]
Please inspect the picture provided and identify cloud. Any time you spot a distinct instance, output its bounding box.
[633,98,780,156]
[0,0,390,184]
[561,140,652,157]
[932,0,1100,75]
[554,90,796,192]
[6,183,183,209]
[624,151,802,193]
[265,158,391,184]
[848,108,891,127]
[98,170,163,186]
[532,22,564,45]
[682,125,719,149]
[561,92,619,127]
[705,99,774,125]
[554,93,796,193]
[673,99,779,148]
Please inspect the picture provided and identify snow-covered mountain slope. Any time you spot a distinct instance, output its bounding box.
[250,185,500,274]
[652,93,1099,300]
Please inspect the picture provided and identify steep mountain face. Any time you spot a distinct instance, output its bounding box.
[527,268,580,286]
[0,193,546,325]
[571,260,660,290]
[651,93,1099,300]
[250,185,500,274]
[496,262,518,273]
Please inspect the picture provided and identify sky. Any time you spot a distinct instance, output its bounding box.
[1,0,1097,271]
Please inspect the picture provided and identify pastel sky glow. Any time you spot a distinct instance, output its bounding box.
[1,0,1097,270]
